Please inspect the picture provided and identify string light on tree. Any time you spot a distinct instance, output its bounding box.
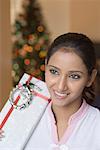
[12,0,50,86]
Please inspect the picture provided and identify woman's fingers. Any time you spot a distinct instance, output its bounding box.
[0,130,5,141]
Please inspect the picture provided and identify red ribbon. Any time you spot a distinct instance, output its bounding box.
[0,95,20,129]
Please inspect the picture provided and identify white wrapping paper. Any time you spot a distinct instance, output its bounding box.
[0,73,50,150]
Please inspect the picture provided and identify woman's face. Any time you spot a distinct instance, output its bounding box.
[45,49,90,108]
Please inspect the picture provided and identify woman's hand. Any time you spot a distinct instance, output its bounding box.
[0,129,5,141]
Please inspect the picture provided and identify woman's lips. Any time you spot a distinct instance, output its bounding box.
[54,90,69,99]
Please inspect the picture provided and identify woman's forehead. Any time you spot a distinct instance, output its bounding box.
[47,50,88,72]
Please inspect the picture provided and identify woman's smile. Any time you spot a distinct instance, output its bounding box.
[54,90,70,100]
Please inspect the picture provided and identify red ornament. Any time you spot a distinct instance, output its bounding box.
[24,59,30,65]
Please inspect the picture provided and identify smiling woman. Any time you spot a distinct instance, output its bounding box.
[23,33,100,150]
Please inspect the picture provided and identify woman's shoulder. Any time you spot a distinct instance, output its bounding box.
[88,105,100,122]
[89,104,100,114]
[89,106,100,146]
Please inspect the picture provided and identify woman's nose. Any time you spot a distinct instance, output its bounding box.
[57,76,68,92]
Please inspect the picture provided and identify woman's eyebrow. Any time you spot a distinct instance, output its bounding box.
[68,71,84,74]
[47,65,60,70]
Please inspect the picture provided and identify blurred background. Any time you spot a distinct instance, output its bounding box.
[0,0,100,111]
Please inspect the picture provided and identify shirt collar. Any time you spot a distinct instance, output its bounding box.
[48,100,89,125]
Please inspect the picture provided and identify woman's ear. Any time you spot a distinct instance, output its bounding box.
[86,69,97,87]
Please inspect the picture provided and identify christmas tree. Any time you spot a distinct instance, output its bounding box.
[12,0,50,86]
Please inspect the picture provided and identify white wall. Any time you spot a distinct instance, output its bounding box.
[38,0,70,41]
[11,0,100,41]
[69,0,100,42]
[38,0,100,42]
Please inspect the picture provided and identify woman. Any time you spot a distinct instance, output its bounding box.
[25,32,100,150]
[1,33,100,149]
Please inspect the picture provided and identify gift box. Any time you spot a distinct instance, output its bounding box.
[0,73,50,149]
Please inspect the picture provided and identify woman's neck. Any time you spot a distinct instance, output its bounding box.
[51,100,82,124]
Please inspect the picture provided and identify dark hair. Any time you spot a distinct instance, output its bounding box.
[46,32,96,105]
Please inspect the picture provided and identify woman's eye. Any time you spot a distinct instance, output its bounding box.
[69,74,81,79]
[49,69,59,75]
